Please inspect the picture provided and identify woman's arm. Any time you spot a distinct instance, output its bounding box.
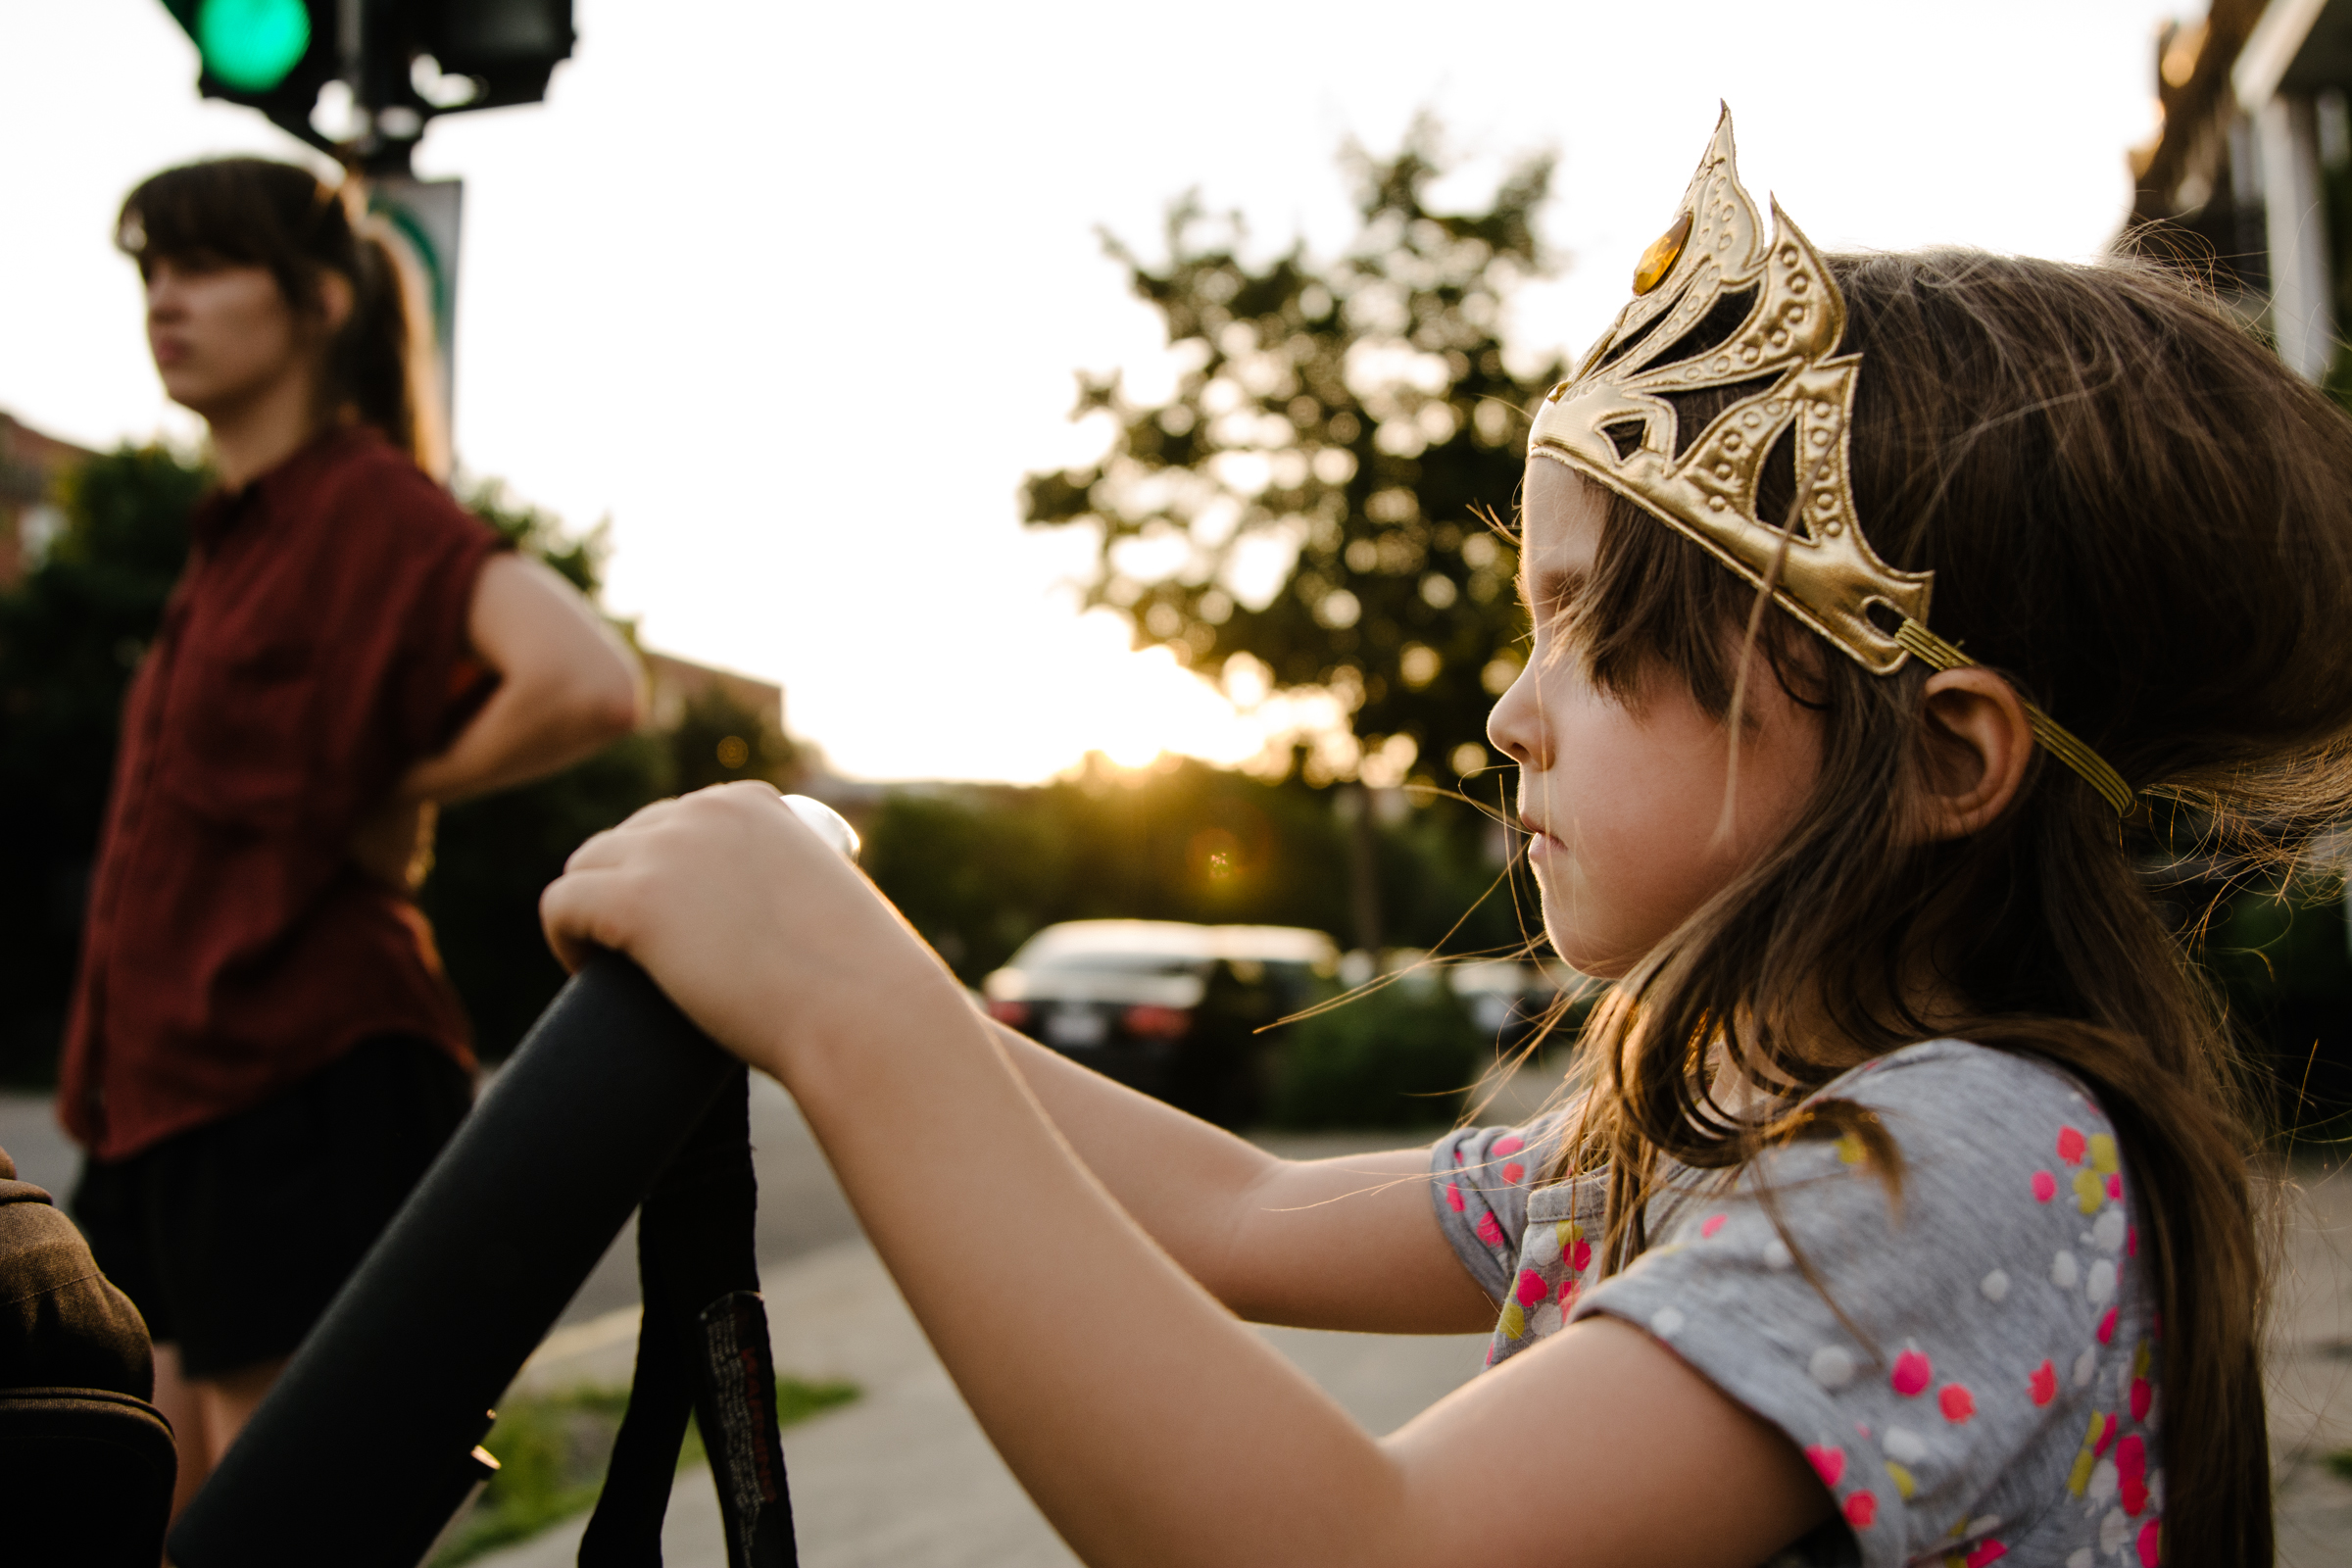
[994,1022,1496,1332]
[542,786,1831,1568]
[401,553,643,806]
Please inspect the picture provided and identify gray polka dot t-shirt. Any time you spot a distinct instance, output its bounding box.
[1430,1039,2162,1568]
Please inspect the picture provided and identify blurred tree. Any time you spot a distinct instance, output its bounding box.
[856,757,1527,988]
[457,475,606,596]
[418,734,668,1059]
[0,445,207,1082]
[665,686,799,796]
[1264,980,1485,1131]
[2198,874,2352,1136]
[1021,117,1566,787]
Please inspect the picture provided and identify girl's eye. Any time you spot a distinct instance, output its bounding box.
[1525,568,1587,629]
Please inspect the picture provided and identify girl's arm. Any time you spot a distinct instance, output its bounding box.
[992,1021,1497,1332]
[542,786,1830,1567]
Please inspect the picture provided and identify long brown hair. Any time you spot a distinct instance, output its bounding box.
[117,157,447,477]
[1543,251,2352,1565]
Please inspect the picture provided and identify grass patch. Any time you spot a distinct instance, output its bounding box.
[431,1375,859,1565]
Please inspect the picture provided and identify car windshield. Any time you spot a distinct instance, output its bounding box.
[1027,955,1211,979]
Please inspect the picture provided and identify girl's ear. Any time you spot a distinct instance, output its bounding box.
[1911,667,2034,841]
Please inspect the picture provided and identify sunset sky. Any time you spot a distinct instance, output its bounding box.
[3,0,2187,779]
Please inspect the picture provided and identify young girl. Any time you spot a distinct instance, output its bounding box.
[541,114,2339,1566]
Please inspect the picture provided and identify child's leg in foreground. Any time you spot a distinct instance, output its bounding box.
[541,784,1830,1568]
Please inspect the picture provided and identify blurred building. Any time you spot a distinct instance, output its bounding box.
[639,649,783,736]
[0,412,93,589]
[2123,0,2352,382]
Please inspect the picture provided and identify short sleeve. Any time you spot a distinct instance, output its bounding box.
[1429,1114,1566,1303]
[308,450,509,820]
[1568,1041,2159,1568]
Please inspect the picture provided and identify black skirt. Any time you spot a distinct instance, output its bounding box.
[72,1036,472,1379]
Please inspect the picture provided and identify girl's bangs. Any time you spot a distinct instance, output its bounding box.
[1574,484,1815,721]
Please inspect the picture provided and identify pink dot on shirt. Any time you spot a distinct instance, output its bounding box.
[1890,1348,1933,1397]
[2118,1435,2150,1517]
[1475,1212,1504,1248]
[1514,1270,1546,1307]
[1446,1183,1465,1212]
[1843,1492,1878,1530]
[1700,1213,1727,1239]
[2033,1170,2058,1202]
[1501,1162,1525,1184]
[1493,1135,1524,1156]
[2107,1172,2123,1200]
[1938,1383,1977,1423]
[2058,1126,2086,1164]
[2097,1306,2119,1346]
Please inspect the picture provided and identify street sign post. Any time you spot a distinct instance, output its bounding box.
[366,175,463,435]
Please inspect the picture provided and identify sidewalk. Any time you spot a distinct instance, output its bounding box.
[2272,1162,2352,1567]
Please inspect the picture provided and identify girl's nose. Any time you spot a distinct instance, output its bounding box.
[1487,662,1544,770]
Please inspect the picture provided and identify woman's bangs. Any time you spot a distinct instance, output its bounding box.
[117,161,329,275]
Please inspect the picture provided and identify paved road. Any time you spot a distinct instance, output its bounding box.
[0,1069,867,1336]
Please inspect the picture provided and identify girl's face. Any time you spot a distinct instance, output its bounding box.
[1487,458,1825,977]
[142,253,314,422]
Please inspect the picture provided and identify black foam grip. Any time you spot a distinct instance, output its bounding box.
[169,956,739,1568]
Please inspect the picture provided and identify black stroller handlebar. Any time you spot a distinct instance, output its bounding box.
[169,795,858,1568]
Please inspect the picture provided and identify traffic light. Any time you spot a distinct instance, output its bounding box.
[160,0,340,148]
[159,0,574,172]
[411,0,574,112]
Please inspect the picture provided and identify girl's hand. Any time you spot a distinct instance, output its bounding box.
[539,781,952,1076]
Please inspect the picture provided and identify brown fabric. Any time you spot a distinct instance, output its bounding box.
[60,425,504,1160]
[0,1151,152,1400]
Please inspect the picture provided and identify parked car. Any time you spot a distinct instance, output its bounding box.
[982,920,1340,1126]
[1445,959,1583,1054]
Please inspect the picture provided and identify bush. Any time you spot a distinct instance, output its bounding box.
[1264,979,1486,1131]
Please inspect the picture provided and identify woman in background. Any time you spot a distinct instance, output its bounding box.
[61,158,643,1517]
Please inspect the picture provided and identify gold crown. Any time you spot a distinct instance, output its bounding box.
[1527,109,2132,816]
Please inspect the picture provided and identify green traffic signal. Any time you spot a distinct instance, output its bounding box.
[195,0,311,92]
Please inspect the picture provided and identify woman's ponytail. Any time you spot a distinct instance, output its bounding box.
[334,221,449,480]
